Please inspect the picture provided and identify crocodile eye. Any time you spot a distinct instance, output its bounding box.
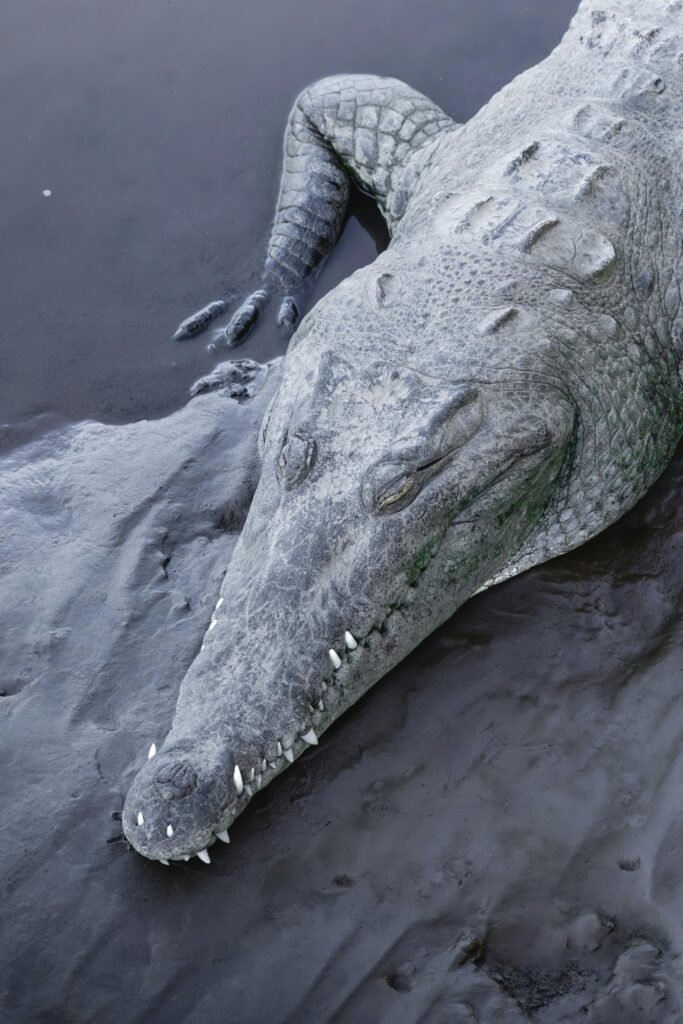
[276,430,317,490]
[362,461,418,515]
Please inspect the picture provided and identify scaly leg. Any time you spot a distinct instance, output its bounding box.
[173,74,456,347]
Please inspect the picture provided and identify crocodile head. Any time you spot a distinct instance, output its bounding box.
[123,326,575,863]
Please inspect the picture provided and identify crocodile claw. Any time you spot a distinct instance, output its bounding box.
[214,289,270,350]
[172,299,227,341]
[276,295,300,332]
[207,288,302,351]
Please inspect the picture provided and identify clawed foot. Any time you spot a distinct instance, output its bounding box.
[172,289,301,350]
[209,289,301,350]
[213,289,270,350]
[171,300,228,341]
[189,358,268,399]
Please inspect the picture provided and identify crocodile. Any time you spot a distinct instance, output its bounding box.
[123,0,683,863]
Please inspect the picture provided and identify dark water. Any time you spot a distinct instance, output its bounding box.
[4,1,683,1022]
[1,0,575,429]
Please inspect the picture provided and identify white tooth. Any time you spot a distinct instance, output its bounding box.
[345,631,358,650]
[308,703,316,714]
[159,858,169,866]
[329,649,342,670]
[233,764,244,795]
[284,748,294,763]
[208,619,217,631]
[317,699,325,712]
[261,758,267,772]
[148,743,157,759]
[183,856,190,862]
[216,830,230,844]
[216,597,224,609]
[137,811,144,826]
[249,767,255,782]
[245,784,253,797]
[255,773,262,789]
[321,681,328,692]
[197,848,211,864]
[276,741,283,756]
[166,824,174,838]
[301,729,318,746]
[268,761,276,769]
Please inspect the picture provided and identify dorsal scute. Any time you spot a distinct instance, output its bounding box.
[569,103,629,144]
[519,217,561,253]
[571,163,629,226]
[574,164,614,200]
[582,9,619,50]
[514,213,617,284]
[574,2,677,61]
[477,306,520,335]
[429,185,619,287]
[504,141,540,177]
[474,198,618,285]
[608,65,668,106]
[496,133,628,227]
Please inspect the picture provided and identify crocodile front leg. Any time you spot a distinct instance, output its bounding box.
[174,74,456,347]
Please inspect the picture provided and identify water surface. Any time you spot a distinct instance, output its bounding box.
[1,0,575,428]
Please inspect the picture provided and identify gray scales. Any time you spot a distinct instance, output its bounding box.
[123,0,683,863]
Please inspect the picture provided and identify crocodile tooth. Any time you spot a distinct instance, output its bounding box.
[208,620,217,631]
[197,849,211,864]
[321,681,328,692]
[233,764,244,795]
[261,759,267,772]
[276,741,283,756]
[159,858,169,866]
[249,767,255,782]
[216,830,230,844]
[166,824,174,838]
[302,729,318,746]
[215,597,224,609]
[137,811,144,826]
[148,743,157,759]
[245,784,253,797]
[183,856,190,862]
[344,631,358,650]
[329,649,342,669]
[284,748,294,763]
[317,699,324,712]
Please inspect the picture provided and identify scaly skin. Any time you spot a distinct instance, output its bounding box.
[125,0,683,864]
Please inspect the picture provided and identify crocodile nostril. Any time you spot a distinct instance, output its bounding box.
[277,430,317,490]
[155,762,198,799]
